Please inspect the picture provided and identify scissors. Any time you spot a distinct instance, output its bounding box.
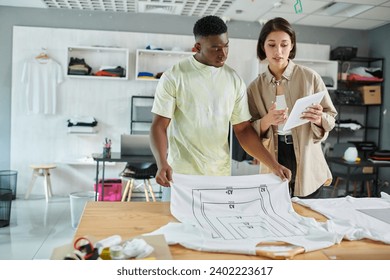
[72,237,99,260]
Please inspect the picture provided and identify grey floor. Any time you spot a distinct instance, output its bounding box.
[0,161,364,260]
[0,195,75,260]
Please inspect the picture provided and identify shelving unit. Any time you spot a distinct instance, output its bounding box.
[331,57,384,149]
[130,95,154,134]
[67,46,129,80]
[333,103,381,146]
[135,49,194,81]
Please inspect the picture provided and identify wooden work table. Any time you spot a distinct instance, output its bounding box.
[74,201,390,260]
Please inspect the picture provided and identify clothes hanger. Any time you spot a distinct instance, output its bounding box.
[35,48,50,61]
[36,52,49,59]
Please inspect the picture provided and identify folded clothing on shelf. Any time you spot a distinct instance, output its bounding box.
[335,119,362,130]
[369,150,390,161]
[138,71,154,77]
[347,74,384,82]
[68,57,92,75]
[347,67,384,82]
[67,116,98,127]
[95,66,125,77]
[137,72,156,79]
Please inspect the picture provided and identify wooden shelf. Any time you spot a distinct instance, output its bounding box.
[135,49,194,81]
[67,46,129,80]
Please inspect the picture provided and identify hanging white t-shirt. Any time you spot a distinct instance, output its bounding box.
[21,58,63,115]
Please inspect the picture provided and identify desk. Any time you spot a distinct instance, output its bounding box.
[74,201,390,260]
[92,152,155,201]
[327,157,390,197]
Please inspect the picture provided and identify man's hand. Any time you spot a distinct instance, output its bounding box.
[272,163,292,182]
[155,163,173,187]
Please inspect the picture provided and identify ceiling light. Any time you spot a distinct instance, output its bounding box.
[137,2,184,15]
[342,4,373,17]
[320,2,351,16]
[318,2,373,17]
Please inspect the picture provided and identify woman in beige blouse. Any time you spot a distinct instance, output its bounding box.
[247,17,337,197]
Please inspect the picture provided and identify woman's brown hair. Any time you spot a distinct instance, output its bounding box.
[257,17,297,60]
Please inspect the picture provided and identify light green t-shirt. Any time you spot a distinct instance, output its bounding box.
[152,56,251,176]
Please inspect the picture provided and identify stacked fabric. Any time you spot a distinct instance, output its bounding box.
[137,71,156,80]
[67,116,98,133]
[348,67,384,82]
[335,119,362,131]
[68,57,92,75]
[95,66,125,77]
[369,150,390,162]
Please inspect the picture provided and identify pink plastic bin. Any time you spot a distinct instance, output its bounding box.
[94,179,122,201]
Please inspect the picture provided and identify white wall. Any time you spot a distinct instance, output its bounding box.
[11,26,258,197]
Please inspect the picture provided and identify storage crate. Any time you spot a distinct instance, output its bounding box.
[358,85,381,104]
[94,179,122,201]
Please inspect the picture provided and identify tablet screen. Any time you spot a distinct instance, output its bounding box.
[283,91,326,131]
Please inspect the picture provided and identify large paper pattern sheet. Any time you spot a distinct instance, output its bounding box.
[147,173,342,255]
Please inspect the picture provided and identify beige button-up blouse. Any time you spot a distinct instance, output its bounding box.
[247,60,337,196]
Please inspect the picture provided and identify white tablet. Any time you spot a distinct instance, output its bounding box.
[282,90,326,131]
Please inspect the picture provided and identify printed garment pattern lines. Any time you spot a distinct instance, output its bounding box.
[150,173,341,254]
[192,183,306,240]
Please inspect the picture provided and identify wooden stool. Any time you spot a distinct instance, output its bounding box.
[25,164,56,202]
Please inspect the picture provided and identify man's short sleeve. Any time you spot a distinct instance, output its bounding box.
[230,77,251,125]
[152,73,176,119]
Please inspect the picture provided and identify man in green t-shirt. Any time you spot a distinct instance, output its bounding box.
[150,15,291,188]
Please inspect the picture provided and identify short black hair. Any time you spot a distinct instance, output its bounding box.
[257,17,297,60]
[193,15,227,38]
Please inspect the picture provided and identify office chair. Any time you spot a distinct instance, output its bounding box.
[120,162,157,202]
[329,143,375,197]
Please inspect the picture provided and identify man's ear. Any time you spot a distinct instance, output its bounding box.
[194,42,201,53]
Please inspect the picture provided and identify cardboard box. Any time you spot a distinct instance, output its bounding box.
[358,85,381,104]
